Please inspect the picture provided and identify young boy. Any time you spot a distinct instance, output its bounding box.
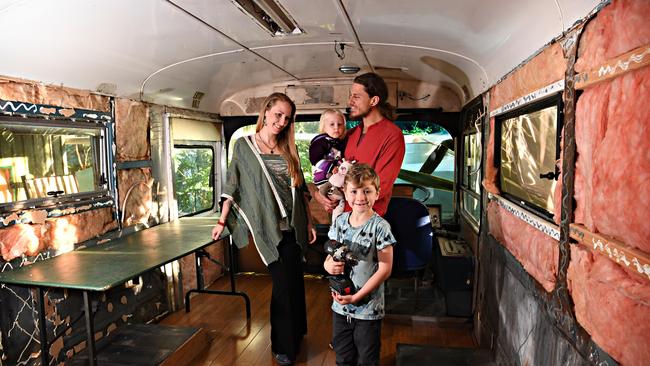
[324,163,395,366]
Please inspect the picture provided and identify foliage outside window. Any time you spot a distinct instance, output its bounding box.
[172,146,214,216]
[229,121,335,184]
[0,120,107,206]
[496,96,562,218]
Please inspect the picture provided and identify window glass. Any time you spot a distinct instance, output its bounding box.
[228,121,325,184]
[462,192,480,223]
[228,119,454,222]
[395,121,454,222]
[293,121,321,183]
[497,100,560,216]
[0,121,104,203]
[461,131,481,227]
[228,125,256,163]
[463,133,480,193]
[172,146,214,216]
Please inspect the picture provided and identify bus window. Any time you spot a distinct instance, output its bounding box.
[229,119,455,222]
[495,95,562,219]
[0,119,108,206]
[461,131,481,229]
[172,145,215,216]
[229,120,321,182]
[396,121,455,222]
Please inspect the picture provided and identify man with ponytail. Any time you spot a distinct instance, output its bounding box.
[315,72,405,217]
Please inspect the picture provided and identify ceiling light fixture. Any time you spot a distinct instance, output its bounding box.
[232,0,303,36]
[338,64,360,74]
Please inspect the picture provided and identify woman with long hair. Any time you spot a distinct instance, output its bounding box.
[212,92,316,365]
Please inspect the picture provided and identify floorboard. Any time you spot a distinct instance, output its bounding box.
[161,273,477,365]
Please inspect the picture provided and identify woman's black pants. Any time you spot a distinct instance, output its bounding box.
[267,232,307,360]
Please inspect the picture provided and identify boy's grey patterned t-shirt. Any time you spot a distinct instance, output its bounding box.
[328,212,395,320]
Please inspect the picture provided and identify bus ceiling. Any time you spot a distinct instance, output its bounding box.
[0,0,603,114]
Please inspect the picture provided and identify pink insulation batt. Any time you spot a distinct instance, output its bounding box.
[569,1,650,365]
[0,224,42,261]
[574,0,650,253]
[488,201,558,292]
[568,245,650,366]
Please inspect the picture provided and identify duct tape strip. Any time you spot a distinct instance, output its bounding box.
[488,193,560,240]
[0,99,112,122]
[489,80,565,118]
[575,44,650,90]
[570,224,650,281]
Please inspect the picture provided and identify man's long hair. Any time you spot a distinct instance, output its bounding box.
[353,73,395,121]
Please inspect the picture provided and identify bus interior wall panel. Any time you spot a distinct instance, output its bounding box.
[573,0,650,255]
[479,1,650,364]
[488,42,567,114]
[0,207,118,262]
[117,168,155,228]
[486,201,559,292]
[0,77,111,113]
[477,235,617,366]
[568,244,650,366]
[0,269,169,364]
[115,99,151,162]
[573,69,650,254]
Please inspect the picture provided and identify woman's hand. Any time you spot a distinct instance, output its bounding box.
[324,255,345,275]
[308,223,317,244]
[211,220,225,240]
[314,190,339,212]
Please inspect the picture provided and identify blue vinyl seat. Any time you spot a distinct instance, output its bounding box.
[383,197,434,306]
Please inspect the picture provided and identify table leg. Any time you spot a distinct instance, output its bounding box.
[37,287,49,366]
[83,291,97,366]
[184,237,251,318]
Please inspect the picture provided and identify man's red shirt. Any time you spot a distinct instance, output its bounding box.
[344,118,405,216]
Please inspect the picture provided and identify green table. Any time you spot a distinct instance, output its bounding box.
[0,216,250,365]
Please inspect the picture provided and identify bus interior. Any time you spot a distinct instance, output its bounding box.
[0,0,648,365]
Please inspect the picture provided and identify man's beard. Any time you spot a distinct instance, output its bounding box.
[350,106,371,120]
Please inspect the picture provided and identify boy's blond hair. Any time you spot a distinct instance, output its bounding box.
[318,109,347,134]
[344,163,380,192]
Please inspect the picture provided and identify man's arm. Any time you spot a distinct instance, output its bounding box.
[373,131,405,215]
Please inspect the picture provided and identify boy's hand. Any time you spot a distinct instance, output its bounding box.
[324,255,345,275]
[331,292,360,305]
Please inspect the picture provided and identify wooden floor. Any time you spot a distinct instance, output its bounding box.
[161,273,476,365]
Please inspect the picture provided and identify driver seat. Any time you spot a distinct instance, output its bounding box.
[384,196,434,307]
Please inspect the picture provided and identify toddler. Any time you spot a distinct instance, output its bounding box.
[309,108,347,201]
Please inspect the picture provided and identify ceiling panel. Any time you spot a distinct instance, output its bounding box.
[143,50,292,111]
[0,0,605,113]
[0,0,237,97]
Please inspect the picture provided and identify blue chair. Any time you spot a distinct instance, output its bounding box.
[383,197,434,307]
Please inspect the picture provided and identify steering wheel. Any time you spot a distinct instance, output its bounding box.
[392,183,431,203]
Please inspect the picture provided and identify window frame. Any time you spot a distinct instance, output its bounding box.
[493,93,563,220]
[0,117,113,212]
[172,140,221,217]
[460,130,482,231]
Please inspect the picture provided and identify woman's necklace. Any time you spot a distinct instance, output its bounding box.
[256,133,277,154]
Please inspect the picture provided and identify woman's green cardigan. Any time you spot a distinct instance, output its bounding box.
[221,135,310,265]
